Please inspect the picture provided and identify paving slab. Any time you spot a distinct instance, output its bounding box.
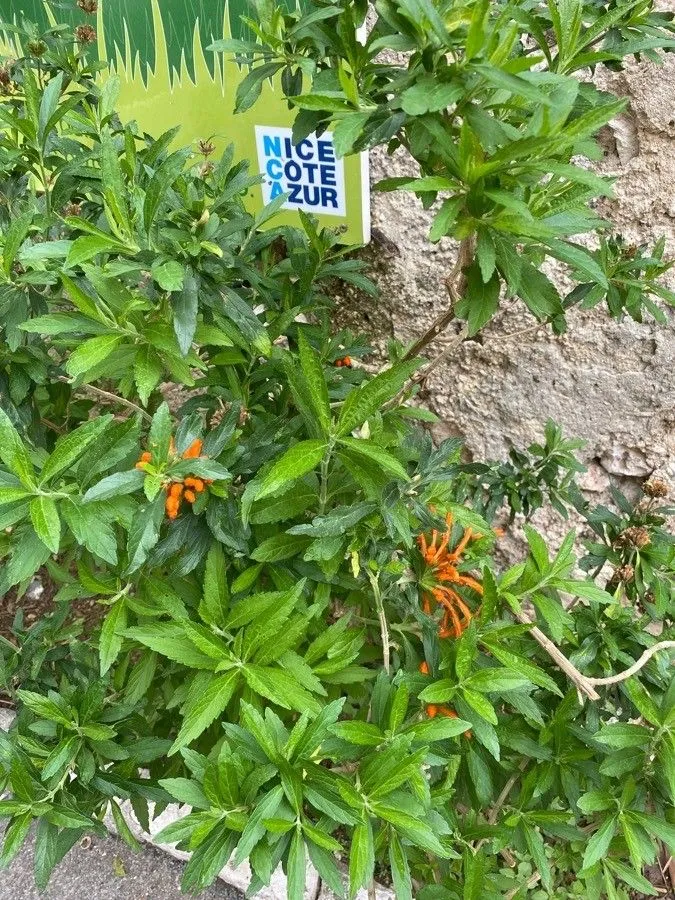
[0,828,244,900]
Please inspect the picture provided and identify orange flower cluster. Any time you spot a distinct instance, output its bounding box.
[417,512,483,639]
[135,438,211,520]
[334,356,352,368]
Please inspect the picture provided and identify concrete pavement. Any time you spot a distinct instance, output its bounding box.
[0,829,244,900]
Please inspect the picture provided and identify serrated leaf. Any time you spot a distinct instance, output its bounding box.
[170,671,240,754]
[582,816,617,870]
[337,361,418,436]
[30,496,60,553]
[40,416,112,485]
[99,598,127,676]
[65,334,124,380]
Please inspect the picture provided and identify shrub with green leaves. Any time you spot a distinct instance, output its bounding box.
[0,7,674,900]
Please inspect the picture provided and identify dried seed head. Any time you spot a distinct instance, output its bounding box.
[198,139,215,157]
[622,526,651,549]
[0,66,11,86]
[77,0,98,12]
[643,478,669,499]
[616,564,635,583]
[27,40,48,57]
[62,201,83,218]
[75,24,96,43]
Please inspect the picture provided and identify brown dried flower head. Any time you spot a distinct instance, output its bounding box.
[27,40,48,57]
[621,526,651,549]
[75,24,96,43]
[77,0,98,13]
[643,478,669,499]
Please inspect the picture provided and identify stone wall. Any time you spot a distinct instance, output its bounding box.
[336,46,675,504]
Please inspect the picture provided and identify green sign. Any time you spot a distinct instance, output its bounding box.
[0,0,370,244]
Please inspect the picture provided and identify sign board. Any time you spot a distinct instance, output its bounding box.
[0,0,370,244]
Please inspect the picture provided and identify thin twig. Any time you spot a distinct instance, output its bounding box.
[57,376,152,422]
[586,641,675,686]
[402,236,475,362]
[489,760,529,826]
[410,324,470,384]
[506,870,541,899]
[515,611,601,701]
[516,612,675,700]
[475,760,529,853]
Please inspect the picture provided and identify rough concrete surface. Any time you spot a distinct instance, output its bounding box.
[0,829,243,900]
[338,41,675,540]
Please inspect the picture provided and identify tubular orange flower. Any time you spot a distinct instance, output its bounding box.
[182,438,203,459]
[417,512,482,639]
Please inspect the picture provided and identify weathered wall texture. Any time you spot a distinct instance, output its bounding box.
[336,49,675,507]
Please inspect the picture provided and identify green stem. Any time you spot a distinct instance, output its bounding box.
[318,453,330,514]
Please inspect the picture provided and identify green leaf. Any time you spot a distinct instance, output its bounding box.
[83,470,144,503]
[595,723,651,749]
[152,260,185,292]
[134,346,164,406]
[200,543,229,627]
[545,240,608,287]
[429,197,463,242]
[582,816,617,870]
[407,717,472,742]
[125,495,164,574]
[243,665,321,715]
[0,812,33,868]
[250,533,310,563]
[158,778,210,810]
[480,642,562,696]
[33,819,59,892]
[110,799,141,852]
[524,825,552,890]
[337,361,418,436]
[222,286,272,356]
[474,64,551,105]
[172,270,198,356]
[401,79,462,115]
[456,265,500,335]
[0,408,35,487]
[42,736,80,781]
[123,624,216,669]
[333,112,371,157]
[603,858,657,894]
[40,416,112,485]
[348,821,374,900]
[388,831,412,900]
[17,690,73,725]
[235,62,284,113]
[2,205,33,276]
[286,830,306,900]
[38,71,63,145]
[466,668,532,693]
[170,671,240,754]
[337,438,409,481]
[66,235,120,269]
[298,332,331,436]
[65,334,124,380]
[330,721,383,747]
[256,441,326,502]
[233,785,284,866]
[99,598,127,676]
[30,496,60,553]
[372,804,450,856]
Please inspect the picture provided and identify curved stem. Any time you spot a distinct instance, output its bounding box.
[586,641,675,686]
